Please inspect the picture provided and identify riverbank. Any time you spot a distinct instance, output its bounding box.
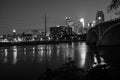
[0,39,86,46]
[38,62,120,80]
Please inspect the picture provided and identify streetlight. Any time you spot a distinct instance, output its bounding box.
[98,16,101,20]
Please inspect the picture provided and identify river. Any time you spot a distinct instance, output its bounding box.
[0,42,109,80]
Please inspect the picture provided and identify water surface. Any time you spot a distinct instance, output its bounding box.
[0,42,107,80]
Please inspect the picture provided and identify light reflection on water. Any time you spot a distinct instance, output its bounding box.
[0,42,108,79]
[13,46,17,64]
[4,49,8,63]
[79,43,87,67]
[0,42,93,68]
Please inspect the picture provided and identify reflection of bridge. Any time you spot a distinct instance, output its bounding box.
[86,18,120,46]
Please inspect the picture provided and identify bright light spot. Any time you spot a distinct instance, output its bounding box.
[93,20,96,24]
[24,48,26,51]
[33,47,35,50]
[88,23,90,27]
[92,20,96,27]
[2,39,9,42]
[13,29,16,33]
[80,43,87,67]
[13,46,17,64]
[66,17,70,20]
[40,38,43,41]
[18,37,22,41]
[56,25,60,27]
[32,38,35,41]
[78,42,87,68]
[98,16,101,20]
[100,57,106,65]
[14,38,17,42]
[80,18,85,27]
[48,37,51,40]
[94,55,98,64]
[32,47,35,54]
[4,49,8,57]
[66,17,68,19]
[91,23,94,27]
[3,49,8,63]
[80,18,84,22]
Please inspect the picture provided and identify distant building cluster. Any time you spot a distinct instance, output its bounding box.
[0,24,87,42]
[65,17,90,34]
[0,31,46,42]
[50,26,73,40]
[0,11,107,42]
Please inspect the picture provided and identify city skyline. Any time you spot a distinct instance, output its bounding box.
[0,0,111,34]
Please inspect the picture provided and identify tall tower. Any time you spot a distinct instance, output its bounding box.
[95,11,104,24]
[44,13,47,39]
[65,17,74,31]
[66,17,71,26]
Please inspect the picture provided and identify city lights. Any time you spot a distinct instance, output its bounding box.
[88,23,90,27]
[65,17,70,20]
[91,20,96,27]
[56,25,60,27]
[80,18,85,28]
[13,29,16,33]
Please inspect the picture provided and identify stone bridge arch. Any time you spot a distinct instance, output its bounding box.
[86,18,120,45]
[100,23,120,45]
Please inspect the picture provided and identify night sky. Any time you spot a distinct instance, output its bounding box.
[0,0,111,34]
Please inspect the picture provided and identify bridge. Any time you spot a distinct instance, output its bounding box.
[86,18,120,46]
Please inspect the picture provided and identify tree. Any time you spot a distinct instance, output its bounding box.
[107,0,120,15]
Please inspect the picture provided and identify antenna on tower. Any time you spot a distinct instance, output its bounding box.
[44,12,47,39]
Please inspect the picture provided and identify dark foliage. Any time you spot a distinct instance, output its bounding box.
[107,0,120,14]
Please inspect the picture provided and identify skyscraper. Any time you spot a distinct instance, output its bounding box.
[65,17,74,31]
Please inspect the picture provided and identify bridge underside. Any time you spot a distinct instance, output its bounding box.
[100,23,120,46]
[86,18,120,46]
